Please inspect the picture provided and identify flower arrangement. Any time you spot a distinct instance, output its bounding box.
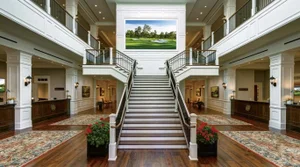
[7,97,16,101]
[85,118,109,148]
[286,98,293,101]
[196,122,218,145]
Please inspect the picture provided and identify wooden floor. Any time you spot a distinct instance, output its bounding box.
[1,105,300,167]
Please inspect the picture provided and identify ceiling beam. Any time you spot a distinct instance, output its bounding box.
[187,31,202,48]
[100,31,115,47]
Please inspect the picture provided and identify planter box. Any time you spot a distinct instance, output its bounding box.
[198,141,217,157]
[87,143,108,157]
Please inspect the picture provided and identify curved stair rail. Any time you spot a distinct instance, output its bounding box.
[166,61,198,161]
[168,49,217,73]
[108,60,136,161]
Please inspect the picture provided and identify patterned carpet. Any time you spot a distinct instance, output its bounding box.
[198,115,251,125]
[221,131,300,167]
[52,114,109,125]
[0,131,81,167]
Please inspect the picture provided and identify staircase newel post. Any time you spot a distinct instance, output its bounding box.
[109,47,113,65]
[108,114,117,161]
[189,47,193,65]
[175,83,179,113]
[189,113,198,161]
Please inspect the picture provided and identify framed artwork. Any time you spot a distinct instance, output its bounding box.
[196,88,201,97]
[100,87,105,96]
[82,86,90,98]
[0,78,5,93]
[211,86,219,98]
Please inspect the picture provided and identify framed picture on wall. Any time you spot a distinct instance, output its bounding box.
[100,87,105,96]
[82,86,90,98]
[196,88,201,97]
[211,86,219,98]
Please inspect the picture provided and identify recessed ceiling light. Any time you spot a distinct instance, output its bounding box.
[204,6,207,8]
[196,17,199,20]
[95,5,97,7]
[99,11,102,14]
[113,31,115,34]
[103,17,105,20]
[62,4,65,6]
[200,12,203,15]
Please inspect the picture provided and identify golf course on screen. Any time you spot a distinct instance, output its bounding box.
[125,20,176,49]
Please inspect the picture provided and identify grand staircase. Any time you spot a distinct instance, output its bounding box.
[118,75,187,149]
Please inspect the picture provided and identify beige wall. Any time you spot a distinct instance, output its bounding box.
[0,62,6,102]
[185,80,205,102]
[96,80,117,102]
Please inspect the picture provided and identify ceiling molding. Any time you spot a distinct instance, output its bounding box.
[186,22,206,27]
[203,0,224,25]
[78,0,99,24]
[100,31,115,47]
[187,31,201,48]
[105,0,117,18]
[95,22,116,26]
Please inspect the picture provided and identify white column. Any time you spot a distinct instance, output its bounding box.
[269,54,294,130]
[204,79,208,108]
[189,113,198,161]
[211,31,215,46]
[109,47,113,65]
[224,0,236,34]
[66,0,78,34]
[251,0,257,16]
[203,25,212,39]
[46,0,51,14]
[108,114,117,161]
[88,31,91,45]
[6,51,32,130]
[189,47,193,65]
[65,68,78,115]
[223,68,236,114]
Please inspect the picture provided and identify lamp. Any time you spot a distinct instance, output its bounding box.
[270,76,277,87]
[24,76,32,86]
[96,85,99,89]
[74,82,79,89]
[222,82,227,89]
[202,85,205,89]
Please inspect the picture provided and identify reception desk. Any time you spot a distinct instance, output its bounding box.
[231,99,270,123]
[32,99,70,123]
[286,104,300,132]
[0,104,15,132]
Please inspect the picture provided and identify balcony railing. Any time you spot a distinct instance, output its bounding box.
[30,0,100,49]
[203,36,212,50]
[256,0,274,12]
[214,22,227,44]
[229,0,252,33]
[168,49,217,72]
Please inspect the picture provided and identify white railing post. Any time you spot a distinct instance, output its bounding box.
[108,114,117,161]
[102,50,105,63]
[46,0,51,15]
[88,31,91,46]
[251,0,257,16]
[196,50,199,63]
[201,41,204,54]
[189,47,193,65]
[226,19,230,35]
[211,32,215,46]
[189,113,198,161]
[73,18,77,34]
[109,47,113,65]
[175,83,179,112]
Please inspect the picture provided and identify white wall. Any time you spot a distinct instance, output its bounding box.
[207,72,226,112]
[236,70,255,101]
[116,4,186,75]
[0,62,6,103]
[75,72,95,113]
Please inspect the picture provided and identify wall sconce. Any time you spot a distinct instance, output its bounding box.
[74,82,79,89]
[222,82,227,89]
[96,85,99,89]
[24,76,32,86]
[270,76,277,87]
[202,85,205,89]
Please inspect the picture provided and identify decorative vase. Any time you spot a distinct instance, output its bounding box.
[287,100,293,105]
[87,143,108,157]
[7,100,14,104]
[198,141,218,157]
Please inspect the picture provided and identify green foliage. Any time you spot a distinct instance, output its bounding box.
[86,119,109,148]
[196,122,218,145]
[126,24,176,39]
[126,38,176,49]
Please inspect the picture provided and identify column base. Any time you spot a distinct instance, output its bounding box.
[269,120,286,130]
[108,142,117,161]
[15,106,32,130]
[189,142,198,161]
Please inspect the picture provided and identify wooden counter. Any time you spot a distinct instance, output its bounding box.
[286,104,300,132]
[0,104,15,132]
[231,99,270,123]
[32,99,70,123]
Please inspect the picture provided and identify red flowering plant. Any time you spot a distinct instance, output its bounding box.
[196,122,218,145]
[85,118,110,148]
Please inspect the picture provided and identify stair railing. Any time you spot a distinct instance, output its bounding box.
[115,50,135,73]
[166,61,198,161]
[168,49,217,72]
[108,60,136,161]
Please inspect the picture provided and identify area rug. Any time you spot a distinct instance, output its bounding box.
[220,131,300,167]
[51,114,109,125]
[198,115,251,125]
[0,130,82,167]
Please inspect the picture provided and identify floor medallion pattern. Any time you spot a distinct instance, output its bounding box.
[220,131,300,167]
[198,115,251,125]
[52,114,109,126]
[0,130,81,167]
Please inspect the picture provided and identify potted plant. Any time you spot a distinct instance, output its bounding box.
[286,98,294,105]
[7,97,16,104]
[85,118,109,156]
[197,122,218,156]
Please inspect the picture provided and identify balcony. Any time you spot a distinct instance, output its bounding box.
[201,0,300,58]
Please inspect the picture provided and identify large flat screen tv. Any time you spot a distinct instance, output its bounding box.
[0,78,5,93]
[125,20,177,50]
[211,86,219,98]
